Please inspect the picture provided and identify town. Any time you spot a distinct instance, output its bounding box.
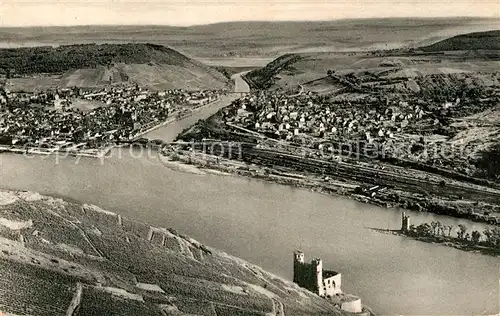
[0,10,499,316]
[176,69,500,226]
[220,80,499,178]
[0,85,220,155]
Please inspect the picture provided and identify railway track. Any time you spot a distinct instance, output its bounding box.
[251,148,500,203]
[188,142,500,204]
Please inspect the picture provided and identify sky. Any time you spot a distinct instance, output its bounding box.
[1,0,499,27]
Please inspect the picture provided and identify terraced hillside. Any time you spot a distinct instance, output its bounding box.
[243,51,500,94]
[1,43,228,91]
[0,190,364,316]
[420,30,500,51]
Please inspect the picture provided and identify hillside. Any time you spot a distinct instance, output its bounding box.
[420,30,500,51]
[0,190,365,316]
[0,43,228,90]
[243,50,500,93]
[1,18,499,60]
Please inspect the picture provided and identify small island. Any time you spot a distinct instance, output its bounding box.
[371,212,500,257]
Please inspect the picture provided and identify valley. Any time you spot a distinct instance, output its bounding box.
[1,16,499,316]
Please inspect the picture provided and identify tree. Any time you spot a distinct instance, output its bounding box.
[457,224,468,240]
[471,230,481,244]
[447,225,453,237]
[431,221,438,235]
[415,223,433,237]
[408,224,416,235]
[464,233,470,242]
[483,227,500,248]
[483,228,492,242]
[436,221,445,236]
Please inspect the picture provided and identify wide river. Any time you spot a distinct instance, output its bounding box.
[1,92,498,314]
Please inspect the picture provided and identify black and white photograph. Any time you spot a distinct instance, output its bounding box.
[0,1,499,315]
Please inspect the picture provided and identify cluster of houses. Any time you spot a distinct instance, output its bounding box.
[81,86,218,108]
[225,91,434,147]
[0,86,220,150]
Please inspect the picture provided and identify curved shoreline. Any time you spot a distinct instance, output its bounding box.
[0,188,375,315]
[369,228,500,257]
[160,150,500,226]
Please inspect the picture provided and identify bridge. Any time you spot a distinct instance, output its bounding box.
[226,91,250,97]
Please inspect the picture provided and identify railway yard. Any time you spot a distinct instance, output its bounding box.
[165,138,500,225]
[174,57,500,225]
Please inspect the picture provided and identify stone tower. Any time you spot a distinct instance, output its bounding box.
[294,250,304,264]
[401,211,410,232]
[293,251,305,284]
[311,258,324,297]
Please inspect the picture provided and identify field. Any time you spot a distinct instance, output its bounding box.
[2,19,498,92]
[69,98,107,111]
[200,57,275,67]
[245,51,500,93]
[7,65,227,92]
[121,63,227,90]
[6,75,62,91]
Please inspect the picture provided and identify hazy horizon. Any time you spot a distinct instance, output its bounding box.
[1,17,500,29]
[2,0,499,27]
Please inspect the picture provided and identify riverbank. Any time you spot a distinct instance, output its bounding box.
[0,144,111,158]
[161,148,500,226]
[0,98,224,159]
[369,228,500,257]
[0,188,374,316]
[131,97,223,141]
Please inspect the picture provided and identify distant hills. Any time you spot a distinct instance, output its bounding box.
[0,43,228,90]
[1,17,498,59]
[244,28,500,92]
[420,30,500,51]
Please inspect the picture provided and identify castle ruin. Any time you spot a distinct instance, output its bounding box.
[293,251,363,313]
[293,251,369,315]
[293,251,342,298]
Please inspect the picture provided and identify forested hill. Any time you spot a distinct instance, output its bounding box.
[420,30,500,51]
[0,43,229,90]
[0,43,209,75]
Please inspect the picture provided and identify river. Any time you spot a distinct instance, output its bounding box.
[0,74,498,314]
[144,71,249,141]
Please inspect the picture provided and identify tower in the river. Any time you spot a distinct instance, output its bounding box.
[401,211,410,232]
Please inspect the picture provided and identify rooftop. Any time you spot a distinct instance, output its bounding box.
[323,270,340,279]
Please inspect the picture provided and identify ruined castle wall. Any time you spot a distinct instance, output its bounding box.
[323,273,342,297]
[341,298,363,313]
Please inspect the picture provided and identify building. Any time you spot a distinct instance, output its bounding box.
[293,251,342,298]
[401,211,410,233]
[293,251,364,314]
